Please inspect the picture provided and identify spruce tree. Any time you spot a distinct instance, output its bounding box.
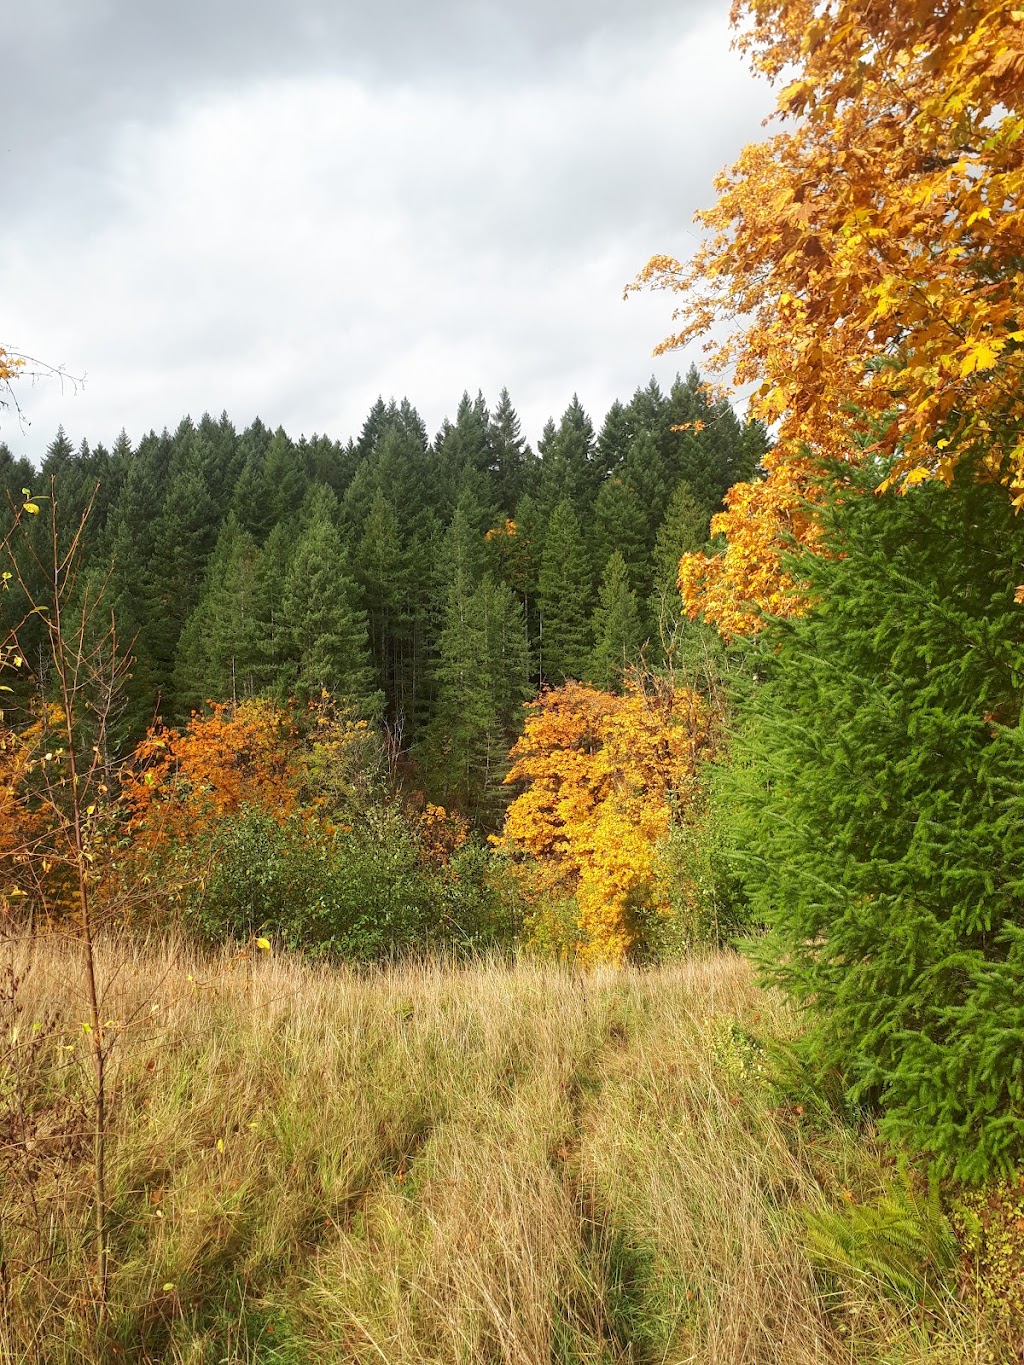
[732,468,1024,1180]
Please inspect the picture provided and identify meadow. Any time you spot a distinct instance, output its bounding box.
[0,936,1003,1365]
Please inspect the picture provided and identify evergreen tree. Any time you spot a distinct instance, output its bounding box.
[249,522,295,695]
[592,475,649,594]
[261,427,307,525]
[587,552,645,692]
[537,498,592,685]
[281,509,376,711]
[145,434,217,711]
[424,572,530,823]
[174,515,261,710]
[595,399,633,480]
[732,468,1024,1180]
[356,490,409,725]
[231,455,274,541]
[649,480,710,661]
[622,430,670,529]
[652,480,709,598]
[538,396,598,515]
[488,387,535,513]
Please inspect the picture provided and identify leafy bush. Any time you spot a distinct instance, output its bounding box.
[730,469,1024,1180]
[179,807,518,959]
[646,773,752,957]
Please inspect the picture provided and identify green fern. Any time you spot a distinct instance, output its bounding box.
[803,1168,956,1309]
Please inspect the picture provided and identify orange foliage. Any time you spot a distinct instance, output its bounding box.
[496,678,715,964]
[636,0,1024,630]
[418,803,470,869]
[678,453,828,635]
[0,722,38,906]
[0,345,23,387]
[124,699,300,848]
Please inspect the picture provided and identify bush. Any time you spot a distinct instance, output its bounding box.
[646,773,752,957]
[179,807,518,960]
[730,468,1024,1180]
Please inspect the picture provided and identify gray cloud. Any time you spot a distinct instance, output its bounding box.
[3,1,773,459]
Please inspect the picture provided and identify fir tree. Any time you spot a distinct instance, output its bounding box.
[537,497,592,685]
[587,552,645,692]
[282,509,376,711]
[174,515,261,710]
[538,396,598,515]
[592,476,649,594]
[488,387,535,513]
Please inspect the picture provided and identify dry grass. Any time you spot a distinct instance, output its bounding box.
[0,935,1001,1364]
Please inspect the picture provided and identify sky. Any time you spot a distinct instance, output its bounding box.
[3,0,773,462]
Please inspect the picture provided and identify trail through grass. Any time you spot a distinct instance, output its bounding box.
[0,938,1000,1363]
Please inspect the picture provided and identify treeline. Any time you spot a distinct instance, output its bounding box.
[0,372,765,823]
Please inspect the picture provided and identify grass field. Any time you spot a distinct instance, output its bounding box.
[0,936,1005,1363]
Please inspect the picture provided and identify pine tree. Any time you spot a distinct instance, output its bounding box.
[538,498,592,685]
[588,552,645,692]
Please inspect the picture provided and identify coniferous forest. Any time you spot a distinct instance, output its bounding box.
[0,371,763,819]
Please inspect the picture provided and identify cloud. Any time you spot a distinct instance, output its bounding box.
[3,4,772,458]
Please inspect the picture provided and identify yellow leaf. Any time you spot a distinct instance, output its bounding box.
[903,466,933,486]
[22,502,40,515]
[162,1282,175,1292]
[959,341,1003,377]
[216,1138,224,1153]
[256,937,272,952]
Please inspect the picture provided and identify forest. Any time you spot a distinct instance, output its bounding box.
[2,0,1024,1359]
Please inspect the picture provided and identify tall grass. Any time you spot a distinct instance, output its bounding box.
[0,936,1000,1363]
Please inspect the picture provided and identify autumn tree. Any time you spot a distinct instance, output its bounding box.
[497,677,714,963]
[636,0,1024,630]
[124,698,301,856]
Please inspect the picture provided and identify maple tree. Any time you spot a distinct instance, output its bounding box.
[124,698,301,850]
[496,677,715,963]
[635,0,1024,631]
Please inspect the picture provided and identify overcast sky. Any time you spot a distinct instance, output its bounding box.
[3,0,772,461]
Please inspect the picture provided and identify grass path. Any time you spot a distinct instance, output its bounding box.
[0,938,995,1363]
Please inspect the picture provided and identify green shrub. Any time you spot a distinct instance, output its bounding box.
[179,807,518,959]
[730,468,1024,1180]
